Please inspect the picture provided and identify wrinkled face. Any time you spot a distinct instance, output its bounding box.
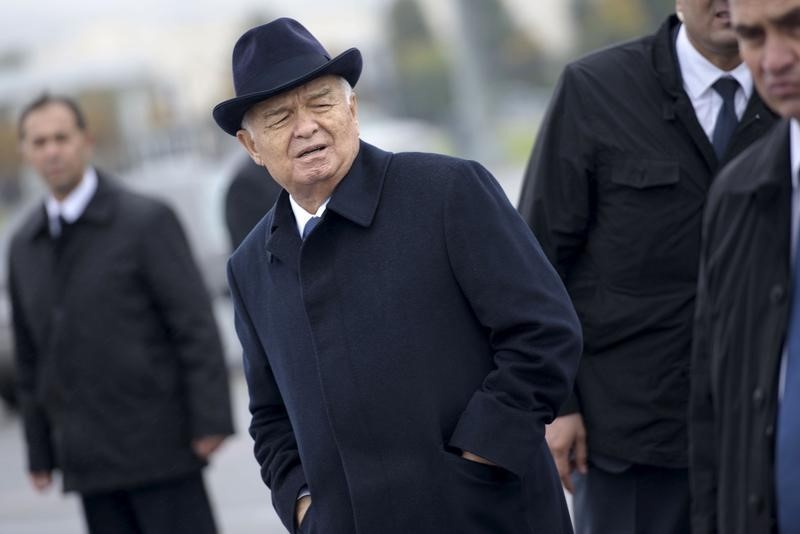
[732,0,800,118]
[237,75,360,199]
[19,102,92,200]
[678,0,741,64]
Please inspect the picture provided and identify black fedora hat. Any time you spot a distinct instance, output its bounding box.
[213,17,362,136]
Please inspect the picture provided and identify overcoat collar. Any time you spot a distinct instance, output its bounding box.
[20,171,118,242]
[707,118,789,218]
[738,118,791,194]
[264,140,392,263]
[652,15,685,99]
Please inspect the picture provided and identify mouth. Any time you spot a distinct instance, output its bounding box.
[767,82,800,99]
[296,144,327,159]
[44,166,65,176]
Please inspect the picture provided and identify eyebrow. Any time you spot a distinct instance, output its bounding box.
[257,86,335,120]
[774,6,800,28]
[306,86,333,100]
[259,105,291,121]
[736,6,800,33]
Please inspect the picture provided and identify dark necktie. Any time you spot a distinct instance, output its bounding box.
[53,215,73,260]
[49,213,67,238]
[302,216,321,240]
[777,221,800,532]
[711,77,740,160]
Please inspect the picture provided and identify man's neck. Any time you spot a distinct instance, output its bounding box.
[684,34,741,72]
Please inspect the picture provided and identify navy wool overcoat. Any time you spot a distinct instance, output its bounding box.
[228,141,581,533]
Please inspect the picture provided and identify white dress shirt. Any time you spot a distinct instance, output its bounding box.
[675,23,753,141]
[289,195,329,237]
[45,167,98,237]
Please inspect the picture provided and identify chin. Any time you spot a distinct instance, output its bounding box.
[300,163,336,183]
[780,104,800,121]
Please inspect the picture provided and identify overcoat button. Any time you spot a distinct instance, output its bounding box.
[770,284,785,304]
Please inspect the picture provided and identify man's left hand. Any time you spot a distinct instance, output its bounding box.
[461,450,497,466]
[192,435,227,459]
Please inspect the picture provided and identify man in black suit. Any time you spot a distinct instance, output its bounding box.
[224,155,282,250]
[518,2,777,532]
[691,1,800,532]
[10,94,234,534]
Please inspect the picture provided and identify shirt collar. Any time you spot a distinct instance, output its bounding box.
[288,194,329,237]
[676,23,753,102]
[45,166,98,225]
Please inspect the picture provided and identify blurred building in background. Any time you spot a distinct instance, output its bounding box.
[0,0,676,405]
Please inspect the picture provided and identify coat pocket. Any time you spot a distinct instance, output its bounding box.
[440,446,528,533]
[295,503,315,534]
[609,159,680,189]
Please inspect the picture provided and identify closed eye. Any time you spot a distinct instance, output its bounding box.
[268,113,291,128]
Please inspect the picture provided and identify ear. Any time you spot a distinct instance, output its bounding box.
[236,128,263,166]
[349,91,359,128]
[675,0,684,21]
[83,131,96,160]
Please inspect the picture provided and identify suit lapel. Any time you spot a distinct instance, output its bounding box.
[264,191,302,270]
[653,16,718,173]
[723,95,778,167]
[673,96,719,170]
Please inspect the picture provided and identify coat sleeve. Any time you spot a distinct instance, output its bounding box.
[444,160,582,477]
[517,64,595,416]
[227,259,307,532]
[689,208,719,534]
[8,250,55,473]
[139,203,234,440]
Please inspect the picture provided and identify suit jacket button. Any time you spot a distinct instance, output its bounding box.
[765,424,774,438]
[770,284,785,304]
[748,493,763,512]
[752,388,764,407]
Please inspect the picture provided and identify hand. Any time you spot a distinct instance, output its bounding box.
[296,495,311,529]
[192,435,227,460]
[460,450,498,466]
[29,471,52,492]
[545,413,588,493]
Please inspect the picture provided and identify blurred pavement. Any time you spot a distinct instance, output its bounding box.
[0,370,287,534]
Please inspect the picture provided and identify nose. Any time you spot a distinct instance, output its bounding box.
[763,34,796,77]
[42,139,62,161]
[292,107,319,138]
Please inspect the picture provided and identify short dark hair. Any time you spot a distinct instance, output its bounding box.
[17,93,87,140]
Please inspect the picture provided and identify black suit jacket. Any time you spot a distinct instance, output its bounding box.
[518,15,778,468]
[225,157,282,250]
[9,172,234,493]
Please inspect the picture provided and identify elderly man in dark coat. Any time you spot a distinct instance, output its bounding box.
[10,94,234,534]
[214,18,582,534]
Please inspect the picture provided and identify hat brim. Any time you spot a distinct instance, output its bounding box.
[213,47,362,136]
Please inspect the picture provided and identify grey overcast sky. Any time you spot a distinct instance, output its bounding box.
[0,0,392,49]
